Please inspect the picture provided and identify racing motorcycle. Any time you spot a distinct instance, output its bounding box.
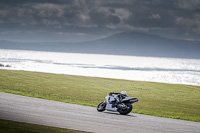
[97,91,138,115]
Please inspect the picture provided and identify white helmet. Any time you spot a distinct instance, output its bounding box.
[121,91,127,95]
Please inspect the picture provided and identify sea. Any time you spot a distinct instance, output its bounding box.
[0,49,200,86]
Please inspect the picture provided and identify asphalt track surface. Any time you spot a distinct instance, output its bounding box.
[0,92,199,133]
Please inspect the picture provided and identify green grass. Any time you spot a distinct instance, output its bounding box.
[0,119,86,133]
[0,69,200,122]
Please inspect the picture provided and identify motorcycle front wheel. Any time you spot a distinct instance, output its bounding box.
[97,101,106,112]
[118,103,133,115]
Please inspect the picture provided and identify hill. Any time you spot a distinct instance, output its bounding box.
[0,31,200,59]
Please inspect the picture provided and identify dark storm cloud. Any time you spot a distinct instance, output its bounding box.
[0,0,200,41]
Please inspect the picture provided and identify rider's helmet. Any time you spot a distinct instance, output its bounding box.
[121,91,127,95]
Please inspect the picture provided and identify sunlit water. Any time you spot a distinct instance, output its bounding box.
[0,49,200,86]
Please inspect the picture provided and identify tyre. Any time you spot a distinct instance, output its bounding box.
[97,101,106,112]
[118,103,133,115]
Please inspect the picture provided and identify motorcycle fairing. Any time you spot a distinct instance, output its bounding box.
[105,104,117,112]
[105,95,118,111]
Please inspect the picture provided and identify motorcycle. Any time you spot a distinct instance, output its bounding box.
[97,92,138,115]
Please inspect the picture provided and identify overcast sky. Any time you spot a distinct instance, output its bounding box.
[0,0,200,42]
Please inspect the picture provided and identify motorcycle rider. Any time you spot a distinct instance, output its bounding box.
[118,91,128,102]
[109,91,128,106]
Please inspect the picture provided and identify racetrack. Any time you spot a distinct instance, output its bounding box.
[0,92,199,133]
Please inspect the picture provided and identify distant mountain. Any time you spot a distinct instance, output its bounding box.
[0,31,200,59]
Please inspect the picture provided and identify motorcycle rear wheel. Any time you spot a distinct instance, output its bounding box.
[118,103,133,115]
[97,101,106,112]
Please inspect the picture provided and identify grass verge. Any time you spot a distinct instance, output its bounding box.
[0,69,200,122]
[0,119,86,133]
